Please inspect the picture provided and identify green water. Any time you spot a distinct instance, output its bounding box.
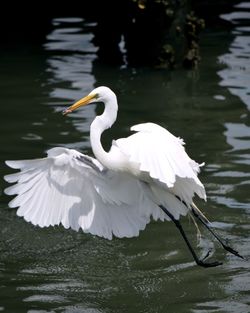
[0,13,250,313]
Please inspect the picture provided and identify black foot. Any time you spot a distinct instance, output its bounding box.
[191,207,244,261]
[198,250,222,267]
[159,205,224,269]
[201,249,212,261]
[197,260,223,268]
[223,244,244,259]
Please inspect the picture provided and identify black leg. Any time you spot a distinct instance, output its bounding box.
[191,208,244,259]
[159,205,222,268]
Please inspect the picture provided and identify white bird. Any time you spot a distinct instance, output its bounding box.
[4,86,242,267]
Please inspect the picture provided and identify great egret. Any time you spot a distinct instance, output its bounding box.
[4,86,242,267]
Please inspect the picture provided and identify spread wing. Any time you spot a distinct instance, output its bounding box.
[4,147,165,239]
[115,122,206,205]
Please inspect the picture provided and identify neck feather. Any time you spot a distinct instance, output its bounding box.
[90,96,118,168]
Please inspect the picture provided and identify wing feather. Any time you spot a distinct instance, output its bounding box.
[115,122,206,205]
[4,147,162,239]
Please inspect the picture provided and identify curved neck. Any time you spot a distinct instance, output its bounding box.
[90,96,118,168]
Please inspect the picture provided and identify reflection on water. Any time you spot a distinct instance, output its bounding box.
[224,123,250,152]
[219,2,250,112]
[0,11,250,313]
[218,1,250,181]
[193,3,250,312]
[45,17,97,149]
[211,2,250,214]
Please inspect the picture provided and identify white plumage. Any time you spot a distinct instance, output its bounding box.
[4,86,206,240]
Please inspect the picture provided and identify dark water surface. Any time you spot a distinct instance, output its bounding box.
[0,6,250,313]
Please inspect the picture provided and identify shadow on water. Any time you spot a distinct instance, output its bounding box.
[0,7,250,313]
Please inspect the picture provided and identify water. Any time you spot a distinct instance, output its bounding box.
[0,6,250,313]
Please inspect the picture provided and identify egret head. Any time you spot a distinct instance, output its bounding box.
[63,86,116,115]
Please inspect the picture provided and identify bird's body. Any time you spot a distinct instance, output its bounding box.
[5,86,242,266]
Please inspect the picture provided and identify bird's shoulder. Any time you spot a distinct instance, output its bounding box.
[130,122,168,133]
[114,122,184,149]
[132,122,185,145]
[46,147,104,172]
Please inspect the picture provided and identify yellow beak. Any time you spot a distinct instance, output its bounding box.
[63,93,97,115]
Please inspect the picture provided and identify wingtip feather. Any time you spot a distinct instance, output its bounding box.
[5,160,16,168]
[4,186,16,196]
[4,174,16,183]
[5,160,23,169]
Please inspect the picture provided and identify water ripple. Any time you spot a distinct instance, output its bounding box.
[218,6,250,110]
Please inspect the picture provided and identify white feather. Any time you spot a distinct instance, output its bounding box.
[115,122,206,205]
[5,147,165,239]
